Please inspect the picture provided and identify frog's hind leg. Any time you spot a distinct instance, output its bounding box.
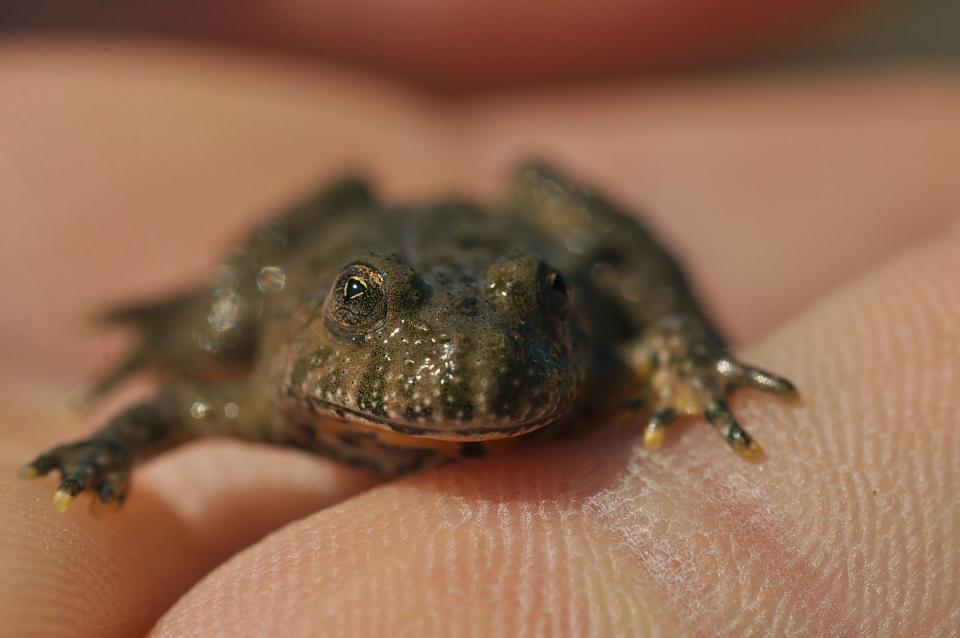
[78,347,149,410]
[77,293,200,410]
[510,161,720,340]
[85,278,268,405]
[622,314,797,457]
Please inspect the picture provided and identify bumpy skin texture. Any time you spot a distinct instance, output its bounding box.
[21,162,795,508]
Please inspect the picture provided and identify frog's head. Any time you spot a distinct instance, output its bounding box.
[288,252,585,440]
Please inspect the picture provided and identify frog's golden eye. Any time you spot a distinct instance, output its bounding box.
[327,263,386,334]
[343,276,368,301]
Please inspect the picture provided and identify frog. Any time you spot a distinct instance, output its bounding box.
[20,162,797,512]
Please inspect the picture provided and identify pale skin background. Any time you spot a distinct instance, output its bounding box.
[0,2,959,636]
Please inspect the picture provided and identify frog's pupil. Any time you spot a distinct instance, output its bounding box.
[344,277,367,300]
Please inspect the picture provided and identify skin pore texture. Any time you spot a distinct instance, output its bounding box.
[0,36,958,637]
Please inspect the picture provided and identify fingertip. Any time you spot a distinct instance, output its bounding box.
[0,472,212,636]
[151,441,662,637]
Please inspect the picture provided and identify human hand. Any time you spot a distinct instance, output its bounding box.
[1,13,958,637]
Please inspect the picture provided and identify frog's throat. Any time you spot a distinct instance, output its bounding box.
[305,397,557,442]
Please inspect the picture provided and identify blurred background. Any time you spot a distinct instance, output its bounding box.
[1,0,958,91]
[763,0,959,71]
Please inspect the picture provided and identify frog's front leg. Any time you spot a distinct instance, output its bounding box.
[622,315,797,457]
[20,383,270,511]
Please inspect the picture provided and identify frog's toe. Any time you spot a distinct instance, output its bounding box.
[704,398,763,459]
[53,478,86,512]
[18,450,61,479]
[20,439,132,511]
[95,471,131,505]
[642,407,677,451]
[717,357,797,398]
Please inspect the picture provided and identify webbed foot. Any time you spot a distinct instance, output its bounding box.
[20,438,133,511]
[623,315,797,457]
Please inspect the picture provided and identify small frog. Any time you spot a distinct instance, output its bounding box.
[21,162,796,511]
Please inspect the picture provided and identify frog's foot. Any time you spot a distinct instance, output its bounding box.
[623,315,797,458]
[19,439,132,511]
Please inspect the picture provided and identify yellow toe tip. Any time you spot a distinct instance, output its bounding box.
[643,426,666,451]
[52,490,75,513]
[738,441,765,460]
[17,465,39,480]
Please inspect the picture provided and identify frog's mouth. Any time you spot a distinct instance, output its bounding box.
[305,396,557,442]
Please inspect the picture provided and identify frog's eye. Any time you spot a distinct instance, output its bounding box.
[343,276,368,301]
[547,271,567,298]
[328,264,386,332]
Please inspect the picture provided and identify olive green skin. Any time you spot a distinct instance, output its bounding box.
[241,163,708,449]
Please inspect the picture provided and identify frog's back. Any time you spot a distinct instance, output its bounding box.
[313,202,562,285]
